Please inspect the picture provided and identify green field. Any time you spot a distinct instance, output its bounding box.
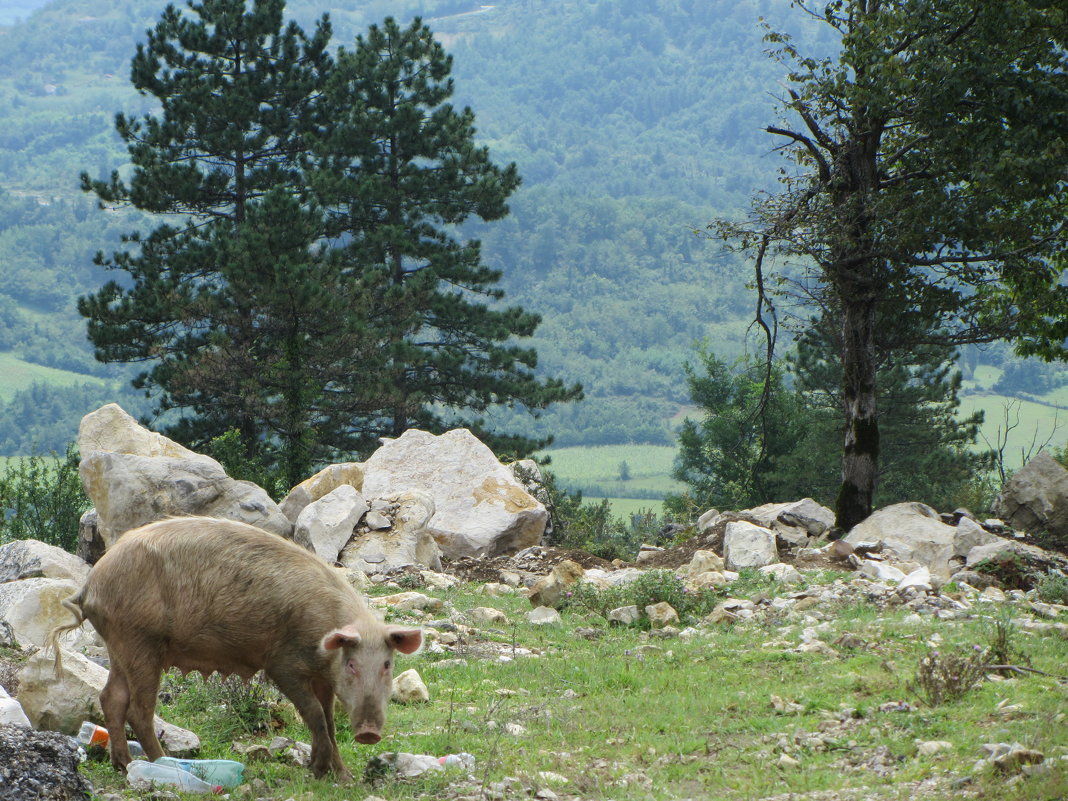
[959,392,1067,471]
[539,444,681,497]
[0,351,109,402]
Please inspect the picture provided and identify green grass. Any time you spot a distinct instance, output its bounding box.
[539,444,682,500]
[0,351,108,402]
[73,579,1068,800]
[959,392,1067,471]
[584,496,666,517]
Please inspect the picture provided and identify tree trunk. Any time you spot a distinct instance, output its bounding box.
[835,293,879,530]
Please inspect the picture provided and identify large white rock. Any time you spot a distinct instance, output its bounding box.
[360,429,548,558]
[953,517,1001,559]
[845,502,956,578]
[0,540,90,585]
[340,490,441,574]
[17,649,104,733]
[80,451,292,547]
[78,404,292,547]
[0,578,96,650]
[79,403,208,463]
[993,450,1068,537]
[279,462,365,523]
[293,485,369,563]
[741,498,835,535]
[723,521,778,570]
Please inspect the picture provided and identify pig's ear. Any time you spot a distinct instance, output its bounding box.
[385,626,423,655]
[322,625,362,651]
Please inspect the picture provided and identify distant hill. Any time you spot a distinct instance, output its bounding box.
[0,0,1060,460]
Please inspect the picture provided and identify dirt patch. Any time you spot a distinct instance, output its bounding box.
[444,547,615,584]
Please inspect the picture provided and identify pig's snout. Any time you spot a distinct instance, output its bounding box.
[354,726,381,744]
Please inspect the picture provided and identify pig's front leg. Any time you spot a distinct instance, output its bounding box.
[271,672,350,779]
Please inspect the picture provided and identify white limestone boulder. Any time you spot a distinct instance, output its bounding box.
[845,502,956,578]
[18,649,199,755]
[0,578,97,651]
[993,450,1068,538]
[723,521,778,571]
[340,490,441,574]
[360,429,547,559]
[279,462,365,523]
[0,540,89,585]
[17,649,104,733]
[78,404,291,547]
[293,485,369,563]
[741,498,835,537]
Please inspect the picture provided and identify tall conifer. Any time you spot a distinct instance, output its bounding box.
[309,17,581,454]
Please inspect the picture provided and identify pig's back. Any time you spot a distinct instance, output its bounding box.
[82,517,360,669]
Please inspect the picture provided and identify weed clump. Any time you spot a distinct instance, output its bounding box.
[563,569,720,624]
[1035,570,1068,604]
[908,646,988,707]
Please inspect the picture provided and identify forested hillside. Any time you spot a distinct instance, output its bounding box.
[0,0,1063,459]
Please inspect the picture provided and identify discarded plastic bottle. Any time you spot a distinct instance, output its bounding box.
[437,752,476,769]
[76,721,145,757]
[154,756,245,787]
[127,760,222,794]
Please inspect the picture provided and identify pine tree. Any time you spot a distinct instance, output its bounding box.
[77,0,355,484]
[308,17,582,455]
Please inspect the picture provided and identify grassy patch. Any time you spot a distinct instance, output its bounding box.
[76,581,1068,800]
[0,351,108,402]
[958,393,1066,470]
[539,444,681,500]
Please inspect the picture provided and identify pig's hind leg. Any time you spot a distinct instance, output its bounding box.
[103,643,167,768]
[100,665,133,771]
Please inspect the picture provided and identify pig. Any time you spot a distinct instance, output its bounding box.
[49,516,422,778]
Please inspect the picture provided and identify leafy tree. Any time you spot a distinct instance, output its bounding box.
[793,312,993,511]
[718,0,1068,528]
[0,443,89,552]
[668,350,832,513]
[308,17,581,455]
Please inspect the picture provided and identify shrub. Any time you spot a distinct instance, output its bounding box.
[0,442,89,552]
[1035,570,1068,604]
[908,646,988,707]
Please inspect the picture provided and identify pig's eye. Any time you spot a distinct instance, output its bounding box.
[384,659,392,672]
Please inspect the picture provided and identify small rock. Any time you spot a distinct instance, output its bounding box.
[470,607,509,626]
[635,544,665,564]
[982,586,1008,602]
[644,601,680,629]
[537,771,569,785]
[392,669,430,703]
[917,740,953,756]
[370,591,443,613]
[759,563,803,584]
[607,605,641,625]
[503,722,527,736]
[421,571,459,589]
[528,560,585,608]
[993,748,1045,774]
[527,606,562,625]
[778,753,801,768]
[365,510,392,530]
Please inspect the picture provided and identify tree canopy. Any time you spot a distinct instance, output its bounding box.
[79,1,576,483]
[719,0,1068,527]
